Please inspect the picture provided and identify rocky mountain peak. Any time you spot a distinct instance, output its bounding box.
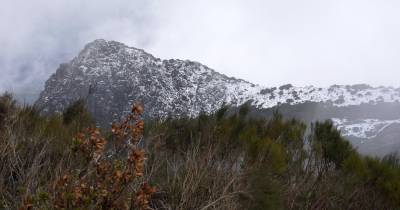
[36,40,400,128]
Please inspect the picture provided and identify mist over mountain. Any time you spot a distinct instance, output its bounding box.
[4,1,400,208]
[35,39,400,156]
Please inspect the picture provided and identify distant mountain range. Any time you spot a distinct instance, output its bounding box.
[35,39,400,156]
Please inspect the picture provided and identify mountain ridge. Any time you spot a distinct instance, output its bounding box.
[35,39,400,156]
[36,39,400,118]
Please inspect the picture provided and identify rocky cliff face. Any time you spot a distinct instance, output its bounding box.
[35,39,256,124]
[36,39,400,155]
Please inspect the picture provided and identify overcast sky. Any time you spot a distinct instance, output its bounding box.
[1,0,400,96]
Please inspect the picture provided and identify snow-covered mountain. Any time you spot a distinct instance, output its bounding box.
[35,39,400,156]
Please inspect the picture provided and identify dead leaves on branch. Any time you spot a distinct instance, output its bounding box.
[49,103,156,210]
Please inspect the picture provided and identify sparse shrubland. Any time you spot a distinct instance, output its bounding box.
[1,93,400,209]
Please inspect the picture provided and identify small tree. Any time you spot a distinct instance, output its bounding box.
[311,121,354,170]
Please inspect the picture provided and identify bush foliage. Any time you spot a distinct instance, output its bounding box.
[1,94,400,209]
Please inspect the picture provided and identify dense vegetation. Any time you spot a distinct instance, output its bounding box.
[1,93,400,209]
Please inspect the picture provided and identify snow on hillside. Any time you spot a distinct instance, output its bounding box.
[332,118,400,141]
[234,83,400,110]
